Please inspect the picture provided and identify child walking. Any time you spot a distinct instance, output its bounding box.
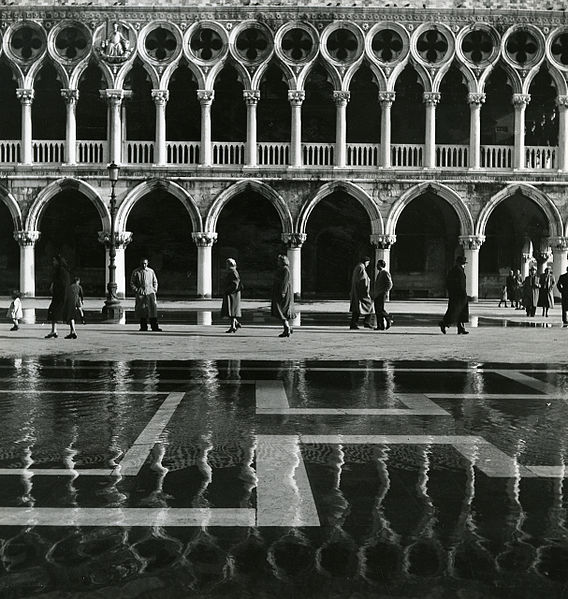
[498,284,508,308]
[7,290,23,331]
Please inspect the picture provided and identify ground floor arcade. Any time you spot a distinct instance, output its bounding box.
[1,176,567,301]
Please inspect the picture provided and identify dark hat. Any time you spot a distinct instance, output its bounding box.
[361,256,371,263]
[456,255,467,265]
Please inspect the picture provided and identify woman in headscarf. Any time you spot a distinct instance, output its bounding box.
[271,254,295,337]
[221,258,242,333]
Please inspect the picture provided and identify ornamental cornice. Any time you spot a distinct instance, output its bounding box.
[192,232,218,247]
[459,235,485,250]
[14,230,40,247]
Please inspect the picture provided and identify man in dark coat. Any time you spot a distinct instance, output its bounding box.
[349,256,373,330]
[373,259,393,330]
[557,265,568,325]
[439,255,469,335]
[130,257,162,332]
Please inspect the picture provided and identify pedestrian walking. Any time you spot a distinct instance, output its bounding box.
[130,257,162,332]
[439,255,469,335]
[6,289,23,331]
[537,267,555,317]
[505,269,516,308]
[373,259,393,330]
[62,276,83,339]
[523,266,540,317]
[514,269,524,309]
[498,284,508,308]
[271,254,295,337]
[349,256,374,330]
[45,254,71,339]
[221,258,242,333]
[557,266,568,325]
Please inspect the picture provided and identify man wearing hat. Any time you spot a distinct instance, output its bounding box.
[439,254,470,335]
[349,256,374,330]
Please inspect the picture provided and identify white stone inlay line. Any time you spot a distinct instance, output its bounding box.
[256,435,320,527]
[115,391,185,476]
[426,393,566,400]
[0,469,113,477]
[0,390,170,395]
[0,507,255,527]
[256,381,449,416]
[495,370,559,395]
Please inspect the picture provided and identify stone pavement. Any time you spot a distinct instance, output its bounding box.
[0,298,565,364]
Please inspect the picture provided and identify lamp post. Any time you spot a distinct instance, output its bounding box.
[102,162,122,321]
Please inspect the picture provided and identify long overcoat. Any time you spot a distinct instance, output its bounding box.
[349,262,373,315]
[443,265,469,324]
[48,265,71,322]
[130,266,158,319]
[221,267,242,318]
[537,272,555,308]
[523,274,540,310]
[271,265,295,320]
[62,282,83,322]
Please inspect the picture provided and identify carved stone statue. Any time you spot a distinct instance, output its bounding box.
[99,23,132,61]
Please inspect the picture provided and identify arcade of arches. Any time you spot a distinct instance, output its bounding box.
[2,181,568,302]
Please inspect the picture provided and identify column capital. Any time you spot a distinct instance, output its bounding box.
[98,231,133,249]
[16,88,34,104]
[243,89,260,105]
[288,90,305,105]
[550,236,568,251]
[423,91,441,106]
[370,234,396,249]
[197,89,215,105]
[282,232,307,248]
[459,235,485,250]
[378,91,396,105]
[100,89,129,105]
[557,95,568,108]
[151,89,169,105]
[512,93,531,107]
[14,230,40,247]
[467,92,486,105]
[333,90,350,105]
[61,88,79,104]
[192,231,218,247]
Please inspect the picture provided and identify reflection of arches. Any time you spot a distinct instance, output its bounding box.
[117,179,202,232]
[476,184,563,238]
[205,180,293,234]
[26,179,108,231]
[298,181,383,235]
[386,182,473,237]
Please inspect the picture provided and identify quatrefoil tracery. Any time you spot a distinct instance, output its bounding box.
[55,26,88,61]
[190,27,223,62]
[416,29,449,64]
[371,28,403,63]
[145,26,177,61]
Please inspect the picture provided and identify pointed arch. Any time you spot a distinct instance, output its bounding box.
[0,57,24,88]
[161,58,205,90]
[297,181,383,236]
[71,59,113,90]
[298,59,341,91]
[26,57,69,89]
[344,59,386,92]
[476,184,563,238]
[0,187,22,230]
[252,59,295,90]
[479,61,522,95]
[207,58,251,90]
[26,179,109,232]
[386,182,473,237]
[116,59,160,90]
[116,179,202,233]
[434,60,478,94]
[205,180,293,234]
[543,62,568,96]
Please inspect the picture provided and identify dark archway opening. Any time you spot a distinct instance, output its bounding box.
[392,65,424,144]
[347,65,380,143]
[35,191,104,295]
[481,65,513,145]
[125,191,196,297]
[77,63,107,141]
[303,192,371,297]
[0,62,20,141]
[526,66,558,147]
[0,204,18,292]
[167,63,200,142]
[33,63,65,140]
[124,62,155,142]
[391,194,460,298]
[303,64,335,143]
[212,65,246,142]
[214,191,283,297]
[437,66,469,144]
[258,64,290,142]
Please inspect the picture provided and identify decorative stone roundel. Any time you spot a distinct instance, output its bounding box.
[371,28,403,63]
[235,26,271,62]
[326,28,359,63]
[190,27,223,61]
[550,31,568,67]
[461,29,494,64]
[10,24,45,62]
[55,26,89,61]
[505,29,539,66]
[416,28,449,64]
[281,28,314,62]
[145,26,177,61]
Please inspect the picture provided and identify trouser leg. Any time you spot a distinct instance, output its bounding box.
[150,317,161,331]
[139,318,148,331]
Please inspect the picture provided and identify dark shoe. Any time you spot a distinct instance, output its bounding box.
[45,332,58,339]
[278,331,290,338]
[350,325,359,330]
[457,328,469,335]
[10,325,19,331]
[439,321,446,335]
[385,318,392,330]
[374,326,385,331]
[151,327,163,332]
[235,322,242,329]
[64,333,77,339]
[138,327,148,332]
[225,327,237,333]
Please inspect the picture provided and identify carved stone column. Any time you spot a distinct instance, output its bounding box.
[101,89,126,164]
[333,91,350,168]
[467,92,485,170]
[98,231,132,298]
[378,91,395,168]
[192,232,218,297]
[459,235,485,301]
[14,230,40,297]
[282,233,307,299]
[152,89,169,166]
[16,89,34,165]
[61,89,79,165]
[197,90,214,167]
[288,90,305,167]
[370,234,396,299]
[243,89,260,167]
[557,95,568,172]
[512,93,530,170]
[551,236,568,298]
[423,92,441,168]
